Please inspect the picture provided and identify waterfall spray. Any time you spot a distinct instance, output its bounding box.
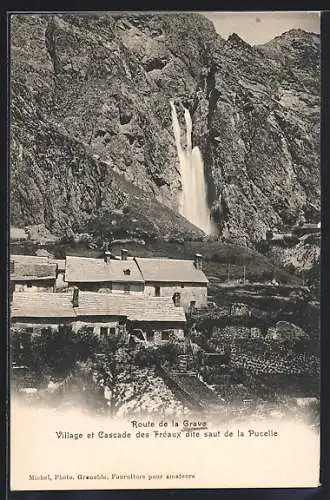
[170,100,213,235]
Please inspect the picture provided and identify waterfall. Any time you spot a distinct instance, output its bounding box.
[170,100,213,235]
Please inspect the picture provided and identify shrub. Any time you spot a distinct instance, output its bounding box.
[134,342,182,367]
[260,269,274,282]
[10,330,32,366]
[157,342,182,364]
[53,246,66,259]
[11,325,100,379]
[134,346,157,367]
[190,331,209,350]
[285,263,297,275]
[255,239,270,255]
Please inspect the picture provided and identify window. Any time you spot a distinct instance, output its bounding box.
[26,283,32,288]
[109,327,116,335]
[146,331,155,341]
[154,286,160,297]
[100,327,109,339]
[190,300,196,311]
[59,323,71,334]
[161,331,170,341]
[41,327,52,336]
[181,283,185,288]
[25,327,33,334]
[124,284,130,294]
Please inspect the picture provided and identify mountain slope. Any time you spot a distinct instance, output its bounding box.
[10,14,320,245]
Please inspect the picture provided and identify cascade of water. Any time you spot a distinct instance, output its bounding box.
[184,107,192,153]
[170,100,213,235]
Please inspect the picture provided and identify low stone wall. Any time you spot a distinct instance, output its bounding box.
[157,365,216,411]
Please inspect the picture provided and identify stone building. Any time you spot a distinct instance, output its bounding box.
[64,251,144,294]
[10,251,209,320]
[63,251,208,313]
[10,254,66,295]
[134,254,208,312]
[11,288,186,342]
[10,255,57,295]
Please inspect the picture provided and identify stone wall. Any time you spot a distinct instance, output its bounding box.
[152,329,185,344]
[12,315,125,337]
[12,319,64,334]
[55,272,68,290]
[144,282,207,311]
[67,282,144,294]
[72,315,123,336]
[14,280,55,293]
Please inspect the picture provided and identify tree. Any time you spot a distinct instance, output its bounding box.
[53,246,66,259]
[255,239,269,255]
[286,263,297,276]
[92,351,118,416]
[12,325,101,380]
[134,343,182,368]
[260,269,274,282]
[10,330,32,366]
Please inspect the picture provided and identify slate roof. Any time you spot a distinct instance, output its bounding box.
[10,254,65,280]
[11,292,186,323]
[78,292,186,322]
[134,257,208,284]
[11,254,50,264]
[11,263,57,282]
[65,256,144,283]
[12,292,75,318]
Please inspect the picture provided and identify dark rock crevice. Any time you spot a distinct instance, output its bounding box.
[143,57,168,72]
[203,65,223,224]
[45,17,61,76]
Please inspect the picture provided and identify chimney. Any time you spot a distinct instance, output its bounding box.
[72,287,79,308]
[173,292,181,307]
[103,241,112,263]
[121,249,128,261]
[104,250,112,263]
[194,253,203,270]
[10,260,15,274]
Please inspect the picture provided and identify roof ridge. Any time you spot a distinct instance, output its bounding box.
[134,257,205,263]
[12,290,186,322]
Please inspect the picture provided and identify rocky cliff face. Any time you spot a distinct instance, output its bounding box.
[11,14,320,245]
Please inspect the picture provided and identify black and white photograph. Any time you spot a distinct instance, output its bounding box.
[9,10,321,490]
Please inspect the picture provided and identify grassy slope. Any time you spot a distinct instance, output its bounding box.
[11,238,301,286]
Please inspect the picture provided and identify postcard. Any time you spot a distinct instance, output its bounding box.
[9,10,321,491]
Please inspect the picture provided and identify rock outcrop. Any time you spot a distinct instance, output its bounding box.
[11,14,320,245]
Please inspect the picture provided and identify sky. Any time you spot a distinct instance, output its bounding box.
[202,11,320,45]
